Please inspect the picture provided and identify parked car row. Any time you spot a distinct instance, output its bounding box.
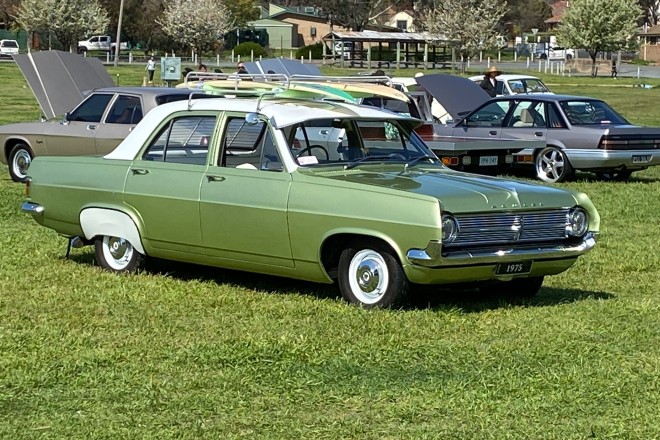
[5,57,659,307]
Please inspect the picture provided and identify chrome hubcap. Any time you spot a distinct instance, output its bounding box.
[537,149,564,182]
[12,149,31,178]
[348,250,389,304]
[102,236,133,270]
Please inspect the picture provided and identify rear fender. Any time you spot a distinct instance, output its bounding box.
[80,208,145,254]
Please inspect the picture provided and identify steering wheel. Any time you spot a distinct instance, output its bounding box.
[295,144,329,161]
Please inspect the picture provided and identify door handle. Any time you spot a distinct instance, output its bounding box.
[320,130,329,135]
[131,168,149,175]
[489,130,498,136]
[535,132,544,137]
[87,124,97,130]
[206,175,225,182]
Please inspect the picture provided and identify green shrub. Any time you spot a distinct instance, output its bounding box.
[295,43,324,60]
[233,42,268,58]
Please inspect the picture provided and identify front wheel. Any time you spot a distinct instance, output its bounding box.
[8,143,33,182]
[534,146,573,183]
[338,243,408,308]
[95,235,144,273]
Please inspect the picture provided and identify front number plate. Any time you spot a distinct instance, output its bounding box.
[632,155,652,164]
[479,156,499,166]
[496,261,532,275]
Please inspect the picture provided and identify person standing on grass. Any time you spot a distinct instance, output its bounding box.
[611,61,618,79]
[480,66,501,97]
[145,56,156,85]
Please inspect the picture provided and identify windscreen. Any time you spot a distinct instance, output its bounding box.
[281,118,437,168]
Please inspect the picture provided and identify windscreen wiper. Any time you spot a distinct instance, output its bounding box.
[344,155,395,170]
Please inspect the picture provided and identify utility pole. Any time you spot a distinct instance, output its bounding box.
[114,0,125,67]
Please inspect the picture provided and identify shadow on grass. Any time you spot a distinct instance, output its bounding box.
[505,169,660,184]
[408,284,614,313]
[66,251,613,311]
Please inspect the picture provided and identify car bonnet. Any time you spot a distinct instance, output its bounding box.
[415,74,491,121]
[310,167,581,213]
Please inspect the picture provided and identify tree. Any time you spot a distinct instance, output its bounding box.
[157,0,234,56]
[556,0,641,76]
[503,0,552,36]
[423,0,507,72]
[15,0,109,51]
[638,0,660,25]
[226,0,260,28]
[318,0,405,32]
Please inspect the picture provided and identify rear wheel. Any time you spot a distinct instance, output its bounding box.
[95,235,144,273]
[338,242,408,308]
[8,143,33,182]
[535,146,573,183]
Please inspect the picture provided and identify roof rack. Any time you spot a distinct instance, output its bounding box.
[179,71,409,104]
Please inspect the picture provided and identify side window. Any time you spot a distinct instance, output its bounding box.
[466,101,509,127]
[68,94,113,123]
[508,101,547,128]
[106,95,143,124]
[221,117,282,171]
[142,115,215,165]
[547,103,566,128]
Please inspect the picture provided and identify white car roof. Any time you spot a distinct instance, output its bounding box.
[468,74,544,81]
[105,96,416,160]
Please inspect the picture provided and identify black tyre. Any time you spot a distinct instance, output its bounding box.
[539,53,548,60]
[566,54,573,60]
[77,46,87,55]
[479,276,545,298]
[8,143,33,182]
[595,170,633,181]
[338,242,408,308]
[534,146,573,183]
[94,235,144,273]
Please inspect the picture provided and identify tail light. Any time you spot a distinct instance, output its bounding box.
[413,124,434,140]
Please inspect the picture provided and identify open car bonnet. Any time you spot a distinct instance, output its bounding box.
[415,74,491,121]
[13,50,115,119]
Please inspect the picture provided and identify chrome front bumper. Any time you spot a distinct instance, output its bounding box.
[407,232,598,268]
[21,201,44,216]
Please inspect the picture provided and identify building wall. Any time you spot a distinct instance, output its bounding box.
[641,38,660,62]
[383,12,415,32]
[278,17,348,47]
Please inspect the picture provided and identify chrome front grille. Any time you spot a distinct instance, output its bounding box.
[452,209,569,247]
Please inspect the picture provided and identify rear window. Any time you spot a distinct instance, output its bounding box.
[1,40,18,48]
[155,93,215,105]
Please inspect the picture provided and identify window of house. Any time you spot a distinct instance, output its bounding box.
[310,27,317,37]
[396,20,407,31]
[650,36,658,45]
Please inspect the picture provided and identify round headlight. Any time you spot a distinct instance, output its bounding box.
[567,208,588,237]
[441,215,459,244]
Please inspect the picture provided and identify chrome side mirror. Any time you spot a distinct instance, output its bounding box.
[245,113,259,125]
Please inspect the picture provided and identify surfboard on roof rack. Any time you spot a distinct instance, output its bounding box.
[177,71,358,103]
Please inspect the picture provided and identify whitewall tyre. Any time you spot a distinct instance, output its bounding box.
[95,235,144,273]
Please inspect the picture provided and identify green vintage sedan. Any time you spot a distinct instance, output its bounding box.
[22,95,599,308]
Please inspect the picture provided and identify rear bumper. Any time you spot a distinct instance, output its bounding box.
[21,201,44,216]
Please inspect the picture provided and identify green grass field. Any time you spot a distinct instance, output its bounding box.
[0,62,659,439]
